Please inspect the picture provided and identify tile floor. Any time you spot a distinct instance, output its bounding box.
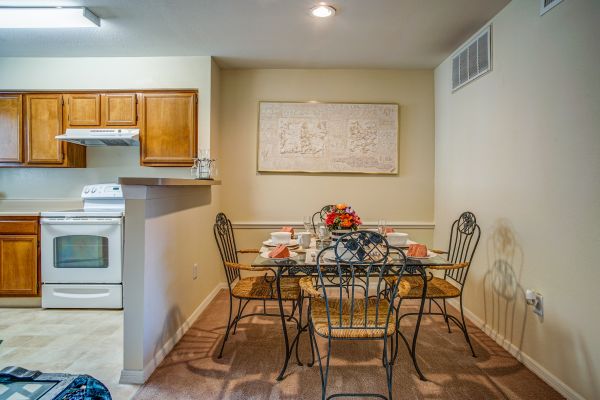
[0,308,139,400]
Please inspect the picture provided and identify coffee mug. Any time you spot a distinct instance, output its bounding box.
[271,232,292,245]
[297,232,312,248]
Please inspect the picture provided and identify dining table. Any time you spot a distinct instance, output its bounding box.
[251,235,454,382]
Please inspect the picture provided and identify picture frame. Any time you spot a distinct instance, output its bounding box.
[257,101,399,175]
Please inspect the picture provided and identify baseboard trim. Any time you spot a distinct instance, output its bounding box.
[120,282,228,385]
[446,299,584,400]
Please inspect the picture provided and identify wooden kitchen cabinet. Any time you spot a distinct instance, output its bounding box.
[65,93,101,127]
[25,94,65,164]
[140,92,197,166]
[23,93,86,168]
[102,93,138,126]
[0,216,39,297]
[65,92,138,127]
[1,89,198,168]
[0,94,23,163]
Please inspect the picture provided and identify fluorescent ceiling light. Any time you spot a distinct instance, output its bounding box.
[0,7,100,28]
[311,5,336,18]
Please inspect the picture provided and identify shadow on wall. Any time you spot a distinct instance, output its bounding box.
[153,305,185,369]
[145,188,213,219]
[482,219,528,356]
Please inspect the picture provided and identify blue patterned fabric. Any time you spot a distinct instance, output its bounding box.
[58,375,111,400]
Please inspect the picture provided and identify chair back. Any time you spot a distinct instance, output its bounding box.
[445,211,481,287]
[311,205,334,234]
[213,212,241,286]
[315,230,406,337]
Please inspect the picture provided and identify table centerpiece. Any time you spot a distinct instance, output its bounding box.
[325,203,363,241]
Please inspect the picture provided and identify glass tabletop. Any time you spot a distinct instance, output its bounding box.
[251,246,452,268]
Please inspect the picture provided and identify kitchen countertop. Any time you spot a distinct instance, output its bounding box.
[118,177,221,186]
[0,199,83,216]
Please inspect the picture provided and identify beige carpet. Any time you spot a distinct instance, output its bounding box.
[134,290,563,400]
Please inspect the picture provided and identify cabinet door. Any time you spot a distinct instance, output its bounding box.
[141,92,197,165]
[0,235,38,296]
[0,94,23,163]
[103,93,138,126]
[66,93,101,126]
[25,94,64,164]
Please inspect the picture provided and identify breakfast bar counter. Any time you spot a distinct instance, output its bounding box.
[118,177,221,186]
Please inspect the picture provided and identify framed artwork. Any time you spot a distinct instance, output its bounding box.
[257,101,399,174]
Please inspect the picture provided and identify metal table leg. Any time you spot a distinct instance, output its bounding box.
[275,266,291,381]
[410,266,428,381]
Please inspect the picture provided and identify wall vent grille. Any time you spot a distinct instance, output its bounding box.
[451,26,491,92]
[540,0,563,15]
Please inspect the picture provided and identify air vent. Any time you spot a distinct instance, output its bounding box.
[451,26,491,92]
[540,0,563,15]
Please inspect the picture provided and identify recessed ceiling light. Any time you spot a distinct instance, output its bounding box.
[311,4,336,18]
[0,7,100,28]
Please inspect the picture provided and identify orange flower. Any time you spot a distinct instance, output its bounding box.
[336,203,347,210]
[340,220,352,228]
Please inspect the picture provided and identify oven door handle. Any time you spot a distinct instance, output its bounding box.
[41,218,122,225]
[52,290,111,299]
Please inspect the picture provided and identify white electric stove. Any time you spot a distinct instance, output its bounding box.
[40,184,125,309]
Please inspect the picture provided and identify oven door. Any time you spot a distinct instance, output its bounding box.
[41,217,122,284]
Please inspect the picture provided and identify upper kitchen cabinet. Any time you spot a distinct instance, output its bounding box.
[25,94,65,164]
[0,94,23,163]
[24,94,86,168]
[102,93,139,126]
[140,92,197,166]
[65,93,101,127]
[66,93,138,128]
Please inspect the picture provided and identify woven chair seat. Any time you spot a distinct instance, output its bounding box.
[311,298,396,338]
[385,275,461,299]
[232,276,301,300]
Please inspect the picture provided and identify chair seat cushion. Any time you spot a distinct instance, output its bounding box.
[385,275,461,299]
[311,298,395,338]
[232,276,300,300]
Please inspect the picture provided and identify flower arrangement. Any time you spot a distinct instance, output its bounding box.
[324,203,362,231]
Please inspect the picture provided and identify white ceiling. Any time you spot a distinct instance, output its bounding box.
[0,0,510,68]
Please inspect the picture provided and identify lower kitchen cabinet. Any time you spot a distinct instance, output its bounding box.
[0,217,40,297]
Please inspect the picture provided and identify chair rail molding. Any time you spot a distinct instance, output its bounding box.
[232,221,435,230]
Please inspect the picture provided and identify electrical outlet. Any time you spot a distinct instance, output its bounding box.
[193,263,198,280]
[533,293,544,317]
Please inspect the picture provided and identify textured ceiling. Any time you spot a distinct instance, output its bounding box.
[0,0,510,68]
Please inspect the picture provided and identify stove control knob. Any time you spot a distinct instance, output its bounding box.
[91,188,97,193]
[84,188,90,194]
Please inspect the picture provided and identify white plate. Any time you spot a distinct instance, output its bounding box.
[260,251,298,260]
[406,250,437,260]
[262,239,298,247]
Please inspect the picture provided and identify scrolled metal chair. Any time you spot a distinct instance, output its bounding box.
[213,212,302,358]
[311,204,334,235]
[304,230,408,400]
[388,211,481,357]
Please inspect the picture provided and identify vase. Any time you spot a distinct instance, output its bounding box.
[330,229,352,242]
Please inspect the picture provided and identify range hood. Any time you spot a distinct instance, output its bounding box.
[56,129,140,147]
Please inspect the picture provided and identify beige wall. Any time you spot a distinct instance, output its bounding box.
[0,56,227,383]
[434,1,600,399]
[121,186,224,383]
[219,69,435,229]
[0,56,214,199]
